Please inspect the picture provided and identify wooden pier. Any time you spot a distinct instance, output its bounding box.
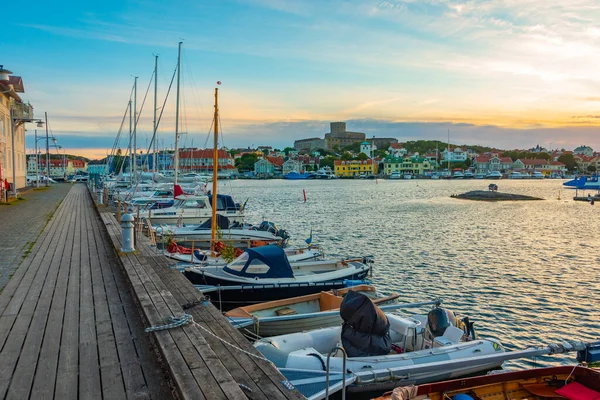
[0,184,304,400]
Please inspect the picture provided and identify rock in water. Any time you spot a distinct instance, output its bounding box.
[451,190,543,201]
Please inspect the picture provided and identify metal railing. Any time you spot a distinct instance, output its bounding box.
[10,101,33,120]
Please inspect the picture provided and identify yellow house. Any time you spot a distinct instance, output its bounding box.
[334,159,378,177]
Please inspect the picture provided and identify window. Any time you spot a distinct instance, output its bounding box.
[245,259,270,274]
[227,252,248,272]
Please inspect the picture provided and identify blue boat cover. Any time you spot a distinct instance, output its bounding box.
[224,245,294,279]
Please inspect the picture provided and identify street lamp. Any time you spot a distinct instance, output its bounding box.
[9,107,43,196]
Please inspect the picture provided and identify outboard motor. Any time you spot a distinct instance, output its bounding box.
[340,290,392,358]
[427,308,456,338]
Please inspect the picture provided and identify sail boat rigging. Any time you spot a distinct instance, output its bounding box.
[174,41,182,187]
[210,86,219,255]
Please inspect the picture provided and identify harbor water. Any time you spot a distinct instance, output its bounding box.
[222,178,600,369]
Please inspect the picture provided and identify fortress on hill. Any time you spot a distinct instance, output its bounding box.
[294,122,397,152]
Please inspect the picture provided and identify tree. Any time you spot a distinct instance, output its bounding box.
[374,149,388,158]
[319,156,336,169]
[235,153,258,172]
[283,147,295,155]
[342,142,361,153]
[464,158,472,167]
[588,165,596,173]
[341,152,353,161]
[558,154,576,172]
[535,152,551,160]
[356,152,369,160]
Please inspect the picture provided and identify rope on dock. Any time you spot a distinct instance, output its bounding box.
[191,320,270,363]
[145,314,193,332]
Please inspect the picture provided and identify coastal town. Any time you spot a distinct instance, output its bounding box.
[2,5,600,397]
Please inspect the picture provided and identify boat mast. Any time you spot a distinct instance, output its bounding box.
[153,55,158,176]
[174,41,182,186]
[447,128,450,175]
[128,99,133,184]
[210,87,219,255]
[133,76,138,180]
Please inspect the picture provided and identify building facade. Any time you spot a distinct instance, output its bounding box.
[0,69,31,190]
[294,137,326,152]
[282,159,302,175]
[383,156,434,176]
[473,156,513,174]
[178,148,236,175]
[324,122,366,150]
[334,159,378,177]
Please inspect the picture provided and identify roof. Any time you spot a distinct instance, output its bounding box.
[518,159,549,165]
[179,149,232,159]
[389,143,404,149]
[267,156,284,167]
[8,76,24,93]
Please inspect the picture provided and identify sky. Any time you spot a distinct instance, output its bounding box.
[4,0,600,159]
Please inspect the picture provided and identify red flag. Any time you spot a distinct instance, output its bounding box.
[174,184,184,199]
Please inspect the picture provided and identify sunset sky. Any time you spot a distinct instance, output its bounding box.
[5,0,600,159]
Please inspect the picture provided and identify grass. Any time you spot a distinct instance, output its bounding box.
[22,241,36,259]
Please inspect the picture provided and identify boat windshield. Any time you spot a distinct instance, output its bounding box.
[245,259,270,274]
[227,253,249,272]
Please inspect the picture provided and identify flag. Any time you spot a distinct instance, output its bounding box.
[305,228,313,248]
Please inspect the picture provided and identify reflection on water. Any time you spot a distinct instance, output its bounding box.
[221,178,600,369]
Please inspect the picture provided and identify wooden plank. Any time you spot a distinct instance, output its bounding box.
[6,189,77,399]
[0,191,76,399]
[85,191,128,400]
[55,190,83,400]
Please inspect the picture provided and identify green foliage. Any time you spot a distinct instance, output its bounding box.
[341,152,353,161]
[235,153,259,172]
[112,148,125,173]
[374,149,388,158]
[558,153,576,171]
[535,152,551,160]
[587,165,596,172]
[283,147,295,155]
[342,142,361,153]
[319,156,336,168]
[464,158,472,167]
[356,152,369,160]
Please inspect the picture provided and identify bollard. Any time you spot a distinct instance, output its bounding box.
[120,214,135,253]
[97,189,103,205]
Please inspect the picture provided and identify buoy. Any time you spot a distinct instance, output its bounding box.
[303,189,306,203]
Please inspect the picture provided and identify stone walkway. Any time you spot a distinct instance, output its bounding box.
[0,184,72,291]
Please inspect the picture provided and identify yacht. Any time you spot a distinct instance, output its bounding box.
[486,171,503,179]
[508,171,522,179]
[463,171,474,179]
[452,171,464,179]
[389,171,401,180]
[314,167,337,179]
[531,171,545,179]
[404,173,413,180]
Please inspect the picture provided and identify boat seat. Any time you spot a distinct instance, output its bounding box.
[275,307,298,316]
[433,326,464,347]
[319,292,343,311]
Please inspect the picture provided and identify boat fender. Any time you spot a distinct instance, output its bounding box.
[453,395,474,400]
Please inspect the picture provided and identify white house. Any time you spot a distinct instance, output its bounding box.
[474,156,513,174]
[282,159,302,175]
[442,147,468,162]
[388,143,408,158]
[360,141,376,157]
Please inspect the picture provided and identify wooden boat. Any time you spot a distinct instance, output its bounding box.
[372,365,600,400]
[225,285,403,336]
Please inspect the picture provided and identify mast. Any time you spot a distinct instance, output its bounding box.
[210,87,219,255]
[174,41,182,186]
[128,100,133,184]
[133,76,138,180]
[153,55,158,175]
[447,128,450,176]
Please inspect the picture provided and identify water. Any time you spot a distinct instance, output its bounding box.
[221,178,600,369]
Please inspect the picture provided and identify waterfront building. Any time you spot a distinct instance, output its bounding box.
[474,155,513,174]
[296,154,320,171]
[254,156,284,177]
[442,147,468,162]
[282,159,302,175]
[178,148,237,176]
[87,160,107,176]
[573,155,598,172]
[573,145,594,157]
[0,68,32,190]
[383,155,434,176]
[529,144,549,154]
[334,159,378,177]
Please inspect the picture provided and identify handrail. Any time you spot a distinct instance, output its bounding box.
[326,346,347,400]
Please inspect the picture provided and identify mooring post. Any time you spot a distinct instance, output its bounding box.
[97,189,103,205]
[121,214,135,253]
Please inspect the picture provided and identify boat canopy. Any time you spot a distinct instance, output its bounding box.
[194,214,230,230]
[223,245,293,279]
[208,194,241,211]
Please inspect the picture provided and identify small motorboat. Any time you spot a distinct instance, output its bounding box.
[486,171,503,179]
[373,365,600,400]
[184,245,372,309]
[225,285,409,336]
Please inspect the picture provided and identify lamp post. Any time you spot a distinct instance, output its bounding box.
[34,129,48,188]
[9,106,43,196]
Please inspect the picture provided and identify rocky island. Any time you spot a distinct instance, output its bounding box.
[451,190,544,201]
